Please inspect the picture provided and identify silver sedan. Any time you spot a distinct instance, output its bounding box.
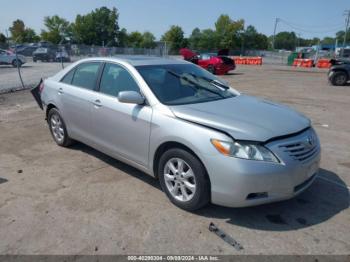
[0,49,26,67]
[33,56,321,210]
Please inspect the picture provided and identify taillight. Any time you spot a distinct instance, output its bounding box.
[39,82,44,93]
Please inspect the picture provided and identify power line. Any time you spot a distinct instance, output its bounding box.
[279,19,344,34]
[279,19,344,29]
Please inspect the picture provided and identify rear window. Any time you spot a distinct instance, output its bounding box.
[35,48,48,53]
[61,69,75,84]
[71,62,100,90]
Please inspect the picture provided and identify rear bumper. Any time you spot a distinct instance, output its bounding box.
[215,64,236,75]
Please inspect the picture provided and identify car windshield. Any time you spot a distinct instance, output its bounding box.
[136,64,236,105]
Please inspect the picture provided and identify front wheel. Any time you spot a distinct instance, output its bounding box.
[158,148,210,211]
[330,71,348,86]
[207,65,216,74]
[48,108,74,147]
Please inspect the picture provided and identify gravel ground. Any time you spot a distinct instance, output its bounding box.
[0,64,349,255]
[0,62,66,92]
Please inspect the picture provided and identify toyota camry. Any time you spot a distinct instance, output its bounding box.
[31,56,321,211]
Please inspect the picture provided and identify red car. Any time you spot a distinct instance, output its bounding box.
[180,48,235,75]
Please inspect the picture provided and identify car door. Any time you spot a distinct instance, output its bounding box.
[0,50,9,64]
[58,61,102,144]
[0,50,4,63]
[91,62,152,167]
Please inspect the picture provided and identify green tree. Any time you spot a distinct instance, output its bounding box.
[189,28,202,50]
[298,37,320,47]
[127,31,143,48]
[9,19,25,42]
[321,36,335,45]
[161,25,184,53]
[335,30,350,44]
[197,29,217,50]
[0,33,6,43]
[215,15,244,49]
[9,19,40,43]
[274,31,297,50]
[140,31,156,48]
[72,6,119,45]
[24,28,40,42]
[117,28,128,47]
[41,15,71,44]
[243,25,268,50]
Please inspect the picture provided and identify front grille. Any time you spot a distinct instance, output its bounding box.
[278,129,319,162]
[279,142,318,161]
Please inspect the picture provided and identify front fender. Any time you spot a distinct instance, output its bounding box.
[149,109,232,176]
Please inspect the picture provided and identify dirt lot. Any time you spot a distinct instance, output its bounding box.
[0,64,349,255]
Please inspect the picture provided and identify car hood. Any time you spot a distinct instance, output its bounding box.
[169,94,310,142]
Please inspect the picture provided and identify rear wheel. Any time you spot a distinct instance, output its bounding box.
[331,71,348,86]
[48,108,74,147]
[158,148,210,211]
[12,59,22,67]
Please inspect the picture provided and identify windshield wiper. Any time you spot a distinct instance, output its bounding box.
[167,70,225,98]
[188,73,230,90]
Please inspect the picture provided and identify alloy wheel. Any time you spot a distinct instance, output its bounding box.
[163,158,196,202]
[50,113,65,143]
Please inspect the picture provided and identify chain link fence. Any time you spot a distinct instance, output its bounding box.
[0,43,168,93]
[0,43,334,94]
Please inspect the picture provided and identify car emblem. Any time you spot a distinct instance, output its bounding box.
[305,133,316,148]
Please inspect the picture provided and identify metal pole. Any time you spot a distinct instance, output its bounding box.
[59,39,64,69]
[14,38,25,89]
[272,18,279,50]
[240,30,245,56]
[341,10,350,57]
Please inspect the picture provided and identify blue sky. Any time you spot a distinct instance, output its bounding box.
[0,0,348,39]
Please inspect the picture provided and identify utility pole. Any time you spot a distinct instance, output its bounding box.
[341,10,350,57]
[272,18,280,50]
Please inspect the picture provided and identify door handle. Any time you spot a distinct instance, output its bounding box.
[58,88,64,94]
[92,99,102,108]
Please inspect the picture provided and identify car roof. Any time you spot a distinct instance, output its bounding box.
[79,56,189,66]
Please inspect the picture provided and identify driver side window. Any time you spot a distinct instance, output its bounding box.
[99,63,139,97]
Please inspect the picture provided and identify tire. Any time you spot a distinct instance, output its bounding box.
[12,60,22,68]
[207,65,216,74]
[330,71,348,86]
[158,148,210,211]
[47,108,74,147]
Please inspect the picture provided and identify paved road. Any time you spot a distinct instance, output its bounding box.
[0,64,349,255]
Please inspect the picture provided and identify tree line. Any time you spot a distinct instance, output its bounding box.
[0,6,348,53]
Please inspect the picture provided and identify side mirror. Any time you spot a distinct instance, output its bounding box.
[118,91,145,105]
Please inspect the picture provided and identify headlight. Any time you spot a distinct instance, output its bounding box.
[211,139,279,163]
